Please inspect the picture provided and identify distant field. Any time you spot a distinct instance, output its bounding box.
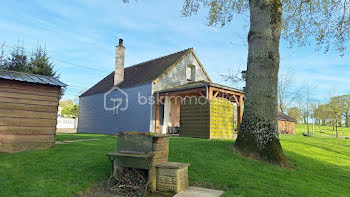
[296,124,350,137]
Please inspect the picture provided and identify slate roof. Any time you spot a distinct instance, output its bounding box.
[80,48,193,97]
[278,112,297,122]
[0,69,67,87]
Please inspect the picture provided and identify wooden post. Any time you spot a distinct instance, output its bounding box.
[155,94,160,134]
[213,91,219,98]
[237,95,244,133]
[208,87,213,100]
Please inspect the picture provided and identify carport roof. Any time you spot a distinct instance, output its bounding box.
[156,80,244,94]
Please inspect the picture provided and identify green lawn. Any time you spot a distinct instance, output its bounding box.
[1,132,349,197]
[296,124,350,137]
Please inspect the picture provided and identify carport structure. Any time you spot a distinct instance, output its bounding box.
[155,81,244,139]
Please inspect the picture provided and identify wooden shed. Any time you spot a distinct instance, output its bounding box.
[0,70,66,153]
[278,112,296,135]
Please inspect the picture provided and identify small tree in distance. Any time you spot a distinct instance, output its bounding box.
[328,98,342,138]
[3,44,29,72]
[2,43,64,98]
[287,107,303,123]
[30,46,57,77]
[59,100,79,117]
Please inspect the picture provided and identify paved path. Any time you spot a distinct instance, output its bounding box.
[56,128,77,133]
[78,191,122,197]
[55,138,100,144]
[174,187,225,197]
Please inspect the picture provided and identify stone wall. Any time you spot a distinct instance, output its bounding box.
[149,136,169,191]
[112,135,169,192]
[150,52,211,132]
[156,162,190,193]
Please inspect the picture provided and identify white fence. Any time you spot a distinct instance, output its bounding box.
[57,117,78,129]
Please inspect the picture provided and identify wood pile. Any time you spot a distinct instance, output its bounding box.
[108,167,149,197]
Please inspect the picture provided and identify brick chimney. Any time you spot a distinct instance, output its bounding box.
[114,38,125,86]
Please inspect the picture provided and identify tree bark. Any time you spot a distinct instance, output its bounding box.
[306,118,309,134]
[235,0,286,165]
[336,118,338,138]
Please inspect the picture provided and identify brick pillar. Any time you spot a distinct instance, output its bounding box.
[149,136,169,192]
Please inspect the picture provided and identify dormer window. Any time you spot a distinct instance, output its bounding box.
[187,64,196,81]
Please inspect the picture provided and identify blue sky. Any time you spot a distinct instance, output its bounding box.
[0,0,349,104]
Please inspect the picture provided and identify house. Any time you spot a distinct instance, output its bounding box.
[0,70,66,153]
[78,39,244,139]
[278,112,297,134]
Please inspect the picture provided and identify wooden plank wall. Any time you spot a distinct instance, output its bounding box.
[278,120,296,135]
[180,97,210,138]
[0,79,60,153]
[209,98,234,139]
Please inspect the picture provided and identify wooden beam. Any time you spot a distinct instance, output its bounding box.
[159,87,206,97]
[0,96,58,106]
[0,133,55,143]
[210,87,244,97]
[237,95,244,132]
[155,94,160,134]
[0,109,58,120]
[0,92,59,102]
[208,87,213,100]
[213,91,219,98]
[0,79,61,93]
[198,91,205,97]
[208,87,244,104]
[231,94,239,104]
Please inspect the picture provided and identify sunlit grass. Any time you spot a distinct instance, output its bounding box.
[296,123,350,137]
[1,133,349,196]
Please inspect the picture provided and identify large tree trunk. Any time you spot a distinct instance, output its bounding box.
[235,0,286,165]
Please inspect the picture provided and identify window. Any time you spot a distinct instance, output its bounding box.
[112,99,121,115]
[187,65,196,81]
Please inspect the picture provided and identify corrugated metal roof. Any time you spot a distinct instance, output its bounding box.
[0,70,67,87]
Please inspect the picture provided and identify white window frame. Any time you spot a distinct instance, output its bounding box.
[187,64,196,81]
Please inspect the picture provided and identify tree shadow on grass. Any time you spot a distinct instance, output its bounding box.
[169,137,350,197]
[285,140,347,157]
[0,138,116,197]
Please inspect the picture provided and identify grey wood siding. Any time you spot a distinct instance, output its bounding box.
[78,83,152,134]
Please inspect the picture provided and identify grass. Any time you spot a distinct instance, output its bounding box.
[1,128,349,197]
[55,133,111,141]
[0,134,117,197]
[296,124,350,137]
[171,135,350,196]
